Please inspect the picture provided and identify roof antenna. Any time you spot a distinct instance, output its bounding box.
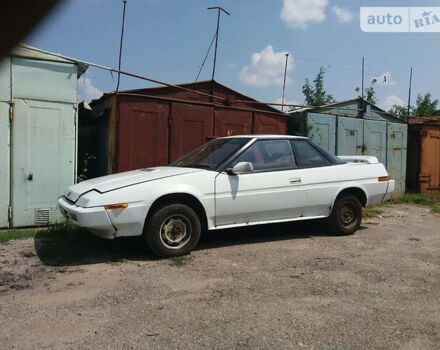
[281,53,290,112]
[116,0,127,91]
[361,56,365,101]
[407,67,413,118]
[208,7,231,81]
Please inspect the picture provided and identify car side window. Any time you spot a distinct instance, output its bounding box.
[291,140,330,167]
[229,140,296,172]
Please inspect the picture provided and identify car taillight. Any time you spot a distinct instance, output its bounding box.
[378,176,390,182]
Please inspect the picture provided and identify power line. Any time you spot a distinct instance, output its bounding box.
[295,55,408,78]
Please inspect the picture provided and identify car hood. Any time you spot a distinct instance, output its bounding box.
[64,167,202,203]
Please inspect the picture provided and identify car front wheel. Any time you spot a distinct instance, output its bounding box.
[327,195,362,235]
[144,204,201,257]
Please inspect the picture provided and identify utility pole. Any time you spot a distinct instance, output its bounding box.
[208,7,231,81]
[407,67,413,117]
[281,53,290,112]
[361,56,365,100]
[116,0,127,91]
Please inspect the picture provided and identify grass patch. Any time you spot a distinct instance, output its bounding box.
[391,192,440,214]
[35,221,111,266]
[169,255,190,267]
[2,221,146,266]
[290,274,303,279]
[363,208,384,219]
[0,229,38,244]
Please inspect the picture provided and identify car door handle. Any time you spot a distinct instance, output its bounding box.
[289,177,301,184]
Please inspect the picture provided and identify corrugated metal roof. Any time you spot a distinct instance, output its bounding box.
[12,44,88,77]
[110,80,283,114]
[288,97,405,123]
[408,116,440,125]
[92,80,284,115]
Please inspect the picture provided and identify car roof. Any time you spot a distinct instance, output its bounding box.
[220,134,308,140]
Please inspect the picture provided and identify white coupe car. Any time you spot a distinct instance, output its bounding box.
[58,135,394,257]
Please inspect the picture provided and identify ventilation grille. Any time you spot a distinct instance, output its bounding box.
[35,208,51,225]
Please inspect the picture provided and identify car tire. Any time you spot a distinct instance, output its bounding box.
[327,195,362,235]
[144,204,201,258]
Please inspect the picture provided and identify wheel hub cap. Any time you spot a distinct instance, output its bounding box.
[160,215,192,249]
[341,205,355,226]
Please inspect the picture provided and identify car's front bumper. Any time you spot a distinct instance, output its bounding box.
[57,196,116,239]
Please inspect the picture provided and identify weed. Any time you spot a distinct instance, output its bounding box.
[109,257,128,265]
[36,221,105,266]
[169,255,190,267]
[363,208,384,218]
[391,192,440,214]
[290,274,303,279]
[0,229,38,244]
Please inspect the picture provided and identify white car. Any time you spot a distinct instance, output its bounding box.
[58,135,394,257]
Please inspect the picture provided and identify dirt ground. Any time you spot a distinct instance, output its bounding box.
[0,203,439,349]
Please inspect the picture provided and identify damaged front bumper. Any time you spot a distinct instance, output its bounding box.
[57,196,116,239]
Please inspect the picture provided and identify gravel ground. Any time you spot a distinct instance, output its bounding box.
[0,203,439,349]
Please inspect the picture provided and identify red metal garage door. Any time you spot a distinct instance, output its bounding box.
[214,109,252,136]
[254,113,286,134]
[169,102,214,162]
[117,98,169,171]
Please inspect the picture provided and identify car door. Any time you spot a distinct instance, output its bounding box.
[289,139,342,217]
[214,139,304,227]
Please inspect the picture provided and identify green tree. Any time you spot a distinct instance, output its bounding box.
[388,104,410,120]
[355,79,377,105]
[302,67,335,106]
[414,93,438,116]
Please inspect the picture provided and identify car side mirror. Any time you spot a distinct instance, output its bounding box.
[228,162,254,175]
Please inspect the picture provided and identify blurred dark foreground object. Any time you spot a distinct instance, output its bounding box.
[0,0,61,61]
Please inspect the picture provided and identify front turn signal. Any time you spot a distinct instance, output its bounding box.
[378,176,390,182]
[104,203,128,210]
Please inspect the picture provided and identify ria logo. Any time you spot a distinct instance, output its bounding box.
[413,11,440,28]
[361,7,440,32]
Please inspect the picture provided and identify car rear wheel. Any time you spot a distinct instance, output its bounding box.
[144,204,201,257]
[327,195,362,235]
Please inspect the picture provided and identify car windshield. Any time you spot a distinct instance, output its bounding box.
[171,138,251,170]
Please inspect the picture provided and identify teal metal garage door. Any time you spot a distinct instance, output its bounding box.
[307,113,336,154]
[0,58,10,228]
[337,117,363,156]
[11,99,76,226]
[0,102,9,228]
[387,122,408,196]
[363,119,387,165]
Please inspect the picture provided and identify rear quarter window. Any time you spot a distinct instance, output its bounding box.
[291,140,331,167]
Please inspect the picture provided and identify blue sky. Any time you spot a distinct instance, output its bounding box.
[27,0,440,110]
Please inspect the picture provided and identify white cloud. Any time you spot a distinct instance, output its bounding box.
[78,76,103,103]
[331,6,353,23]
[240,46,293,87]
[380,95,404,111]
[371,71,396,85]
[280,0,328,29]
